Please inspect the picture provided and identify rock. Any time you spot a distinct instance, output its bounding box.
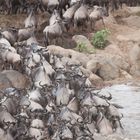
[123,16,140,28]
[72,35,94,49]
[0,70,29,89]
[86,59,101,74]
[61,57,81,66]
[0,74,12,90]
[48,45,130,81]
[110,55,130,71]
[128,7,140,16]
[104,44,124,57]
[89,73,103,86]
[129,43,140,65]
[98,59,120,80]
[87,53,129,80]
[129,43,140,76]
[79,66,103,86]
[47,45,90,67]
[117,35,130,42]
[79,66,91,77]
[117,30,140,44]
[120,69,132,79]
[62,38,77,49]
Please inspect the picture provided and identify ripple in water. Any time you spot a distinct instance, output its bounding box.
[102,84,140,139]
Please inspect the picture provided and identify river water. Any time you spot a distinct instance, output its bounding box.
[102,84,140,139]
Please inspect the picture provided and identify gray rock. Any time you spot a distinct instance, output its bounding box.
[129,43,140,76]
[72,35,94,49]
[99,59,120,80]
[0,70,30,89]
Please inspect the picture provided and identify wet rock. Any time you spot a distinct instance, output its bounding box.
[0,70,29,89]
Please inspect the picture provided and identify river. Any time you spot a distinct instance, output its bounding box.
[102,84,140,139]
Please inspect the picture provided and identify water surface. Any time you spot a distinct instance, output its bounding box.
[103,84,140,139]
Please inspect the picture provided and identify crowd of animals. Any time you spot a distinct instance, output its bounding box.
[0,0,140,15]
[0,0,138,139]
[0,0,140,46]
[0,0,111,46]
[0,42,124,140]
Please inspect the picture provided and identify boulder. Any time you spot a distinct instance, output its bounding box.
[129,43,140,76]
[117,30,140,48]
[0,74,12,90]
[0,70,29,90]
[123,16,140,28]
[72,35,94,49]
[86,59,101,74]
[47,45,90,67]
[128,7,140,16]
[89,73,103,86]
[129,43,140,65]
[130,63,140,77]
[120,69,132,79]
[98,59,120,80]
[87,53,129,80]
[104,44,124,57]
[109,55,130,71]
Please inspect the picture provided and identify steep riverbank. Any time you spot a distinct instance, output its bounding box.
[1,5,140,140]
[1,6,140,86]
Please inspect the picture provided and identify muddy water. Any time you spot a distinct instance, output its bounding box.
[103,84,140,139]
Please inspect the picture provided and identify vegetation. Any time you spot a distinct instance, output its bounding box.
[75,42,95,54]
[92,29,110,49]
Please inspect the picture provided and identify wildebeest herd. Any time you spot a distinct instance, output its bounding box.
[0,42,124,139]
[0,0,140,15]
[0,0,140,46]
[0,0,138,139]
[0,0,109,46]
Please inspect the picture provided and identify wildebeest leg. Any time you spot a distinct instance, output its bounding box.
[54,38,57,45]
[74,21,77,32]
[91,20,95,30]
[61,35,64,46]
[44,35,49,47]
[91,21,93,30]
[70,21,74,34]
[84,20,88,31]
[101,17,105,28]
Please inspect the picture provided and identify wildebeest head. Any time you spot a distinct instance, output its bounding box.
[94,6,109,17]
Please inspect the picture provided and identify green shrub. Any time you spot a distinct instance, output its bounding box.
[75,42,95,53]
[92,29,110,49]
